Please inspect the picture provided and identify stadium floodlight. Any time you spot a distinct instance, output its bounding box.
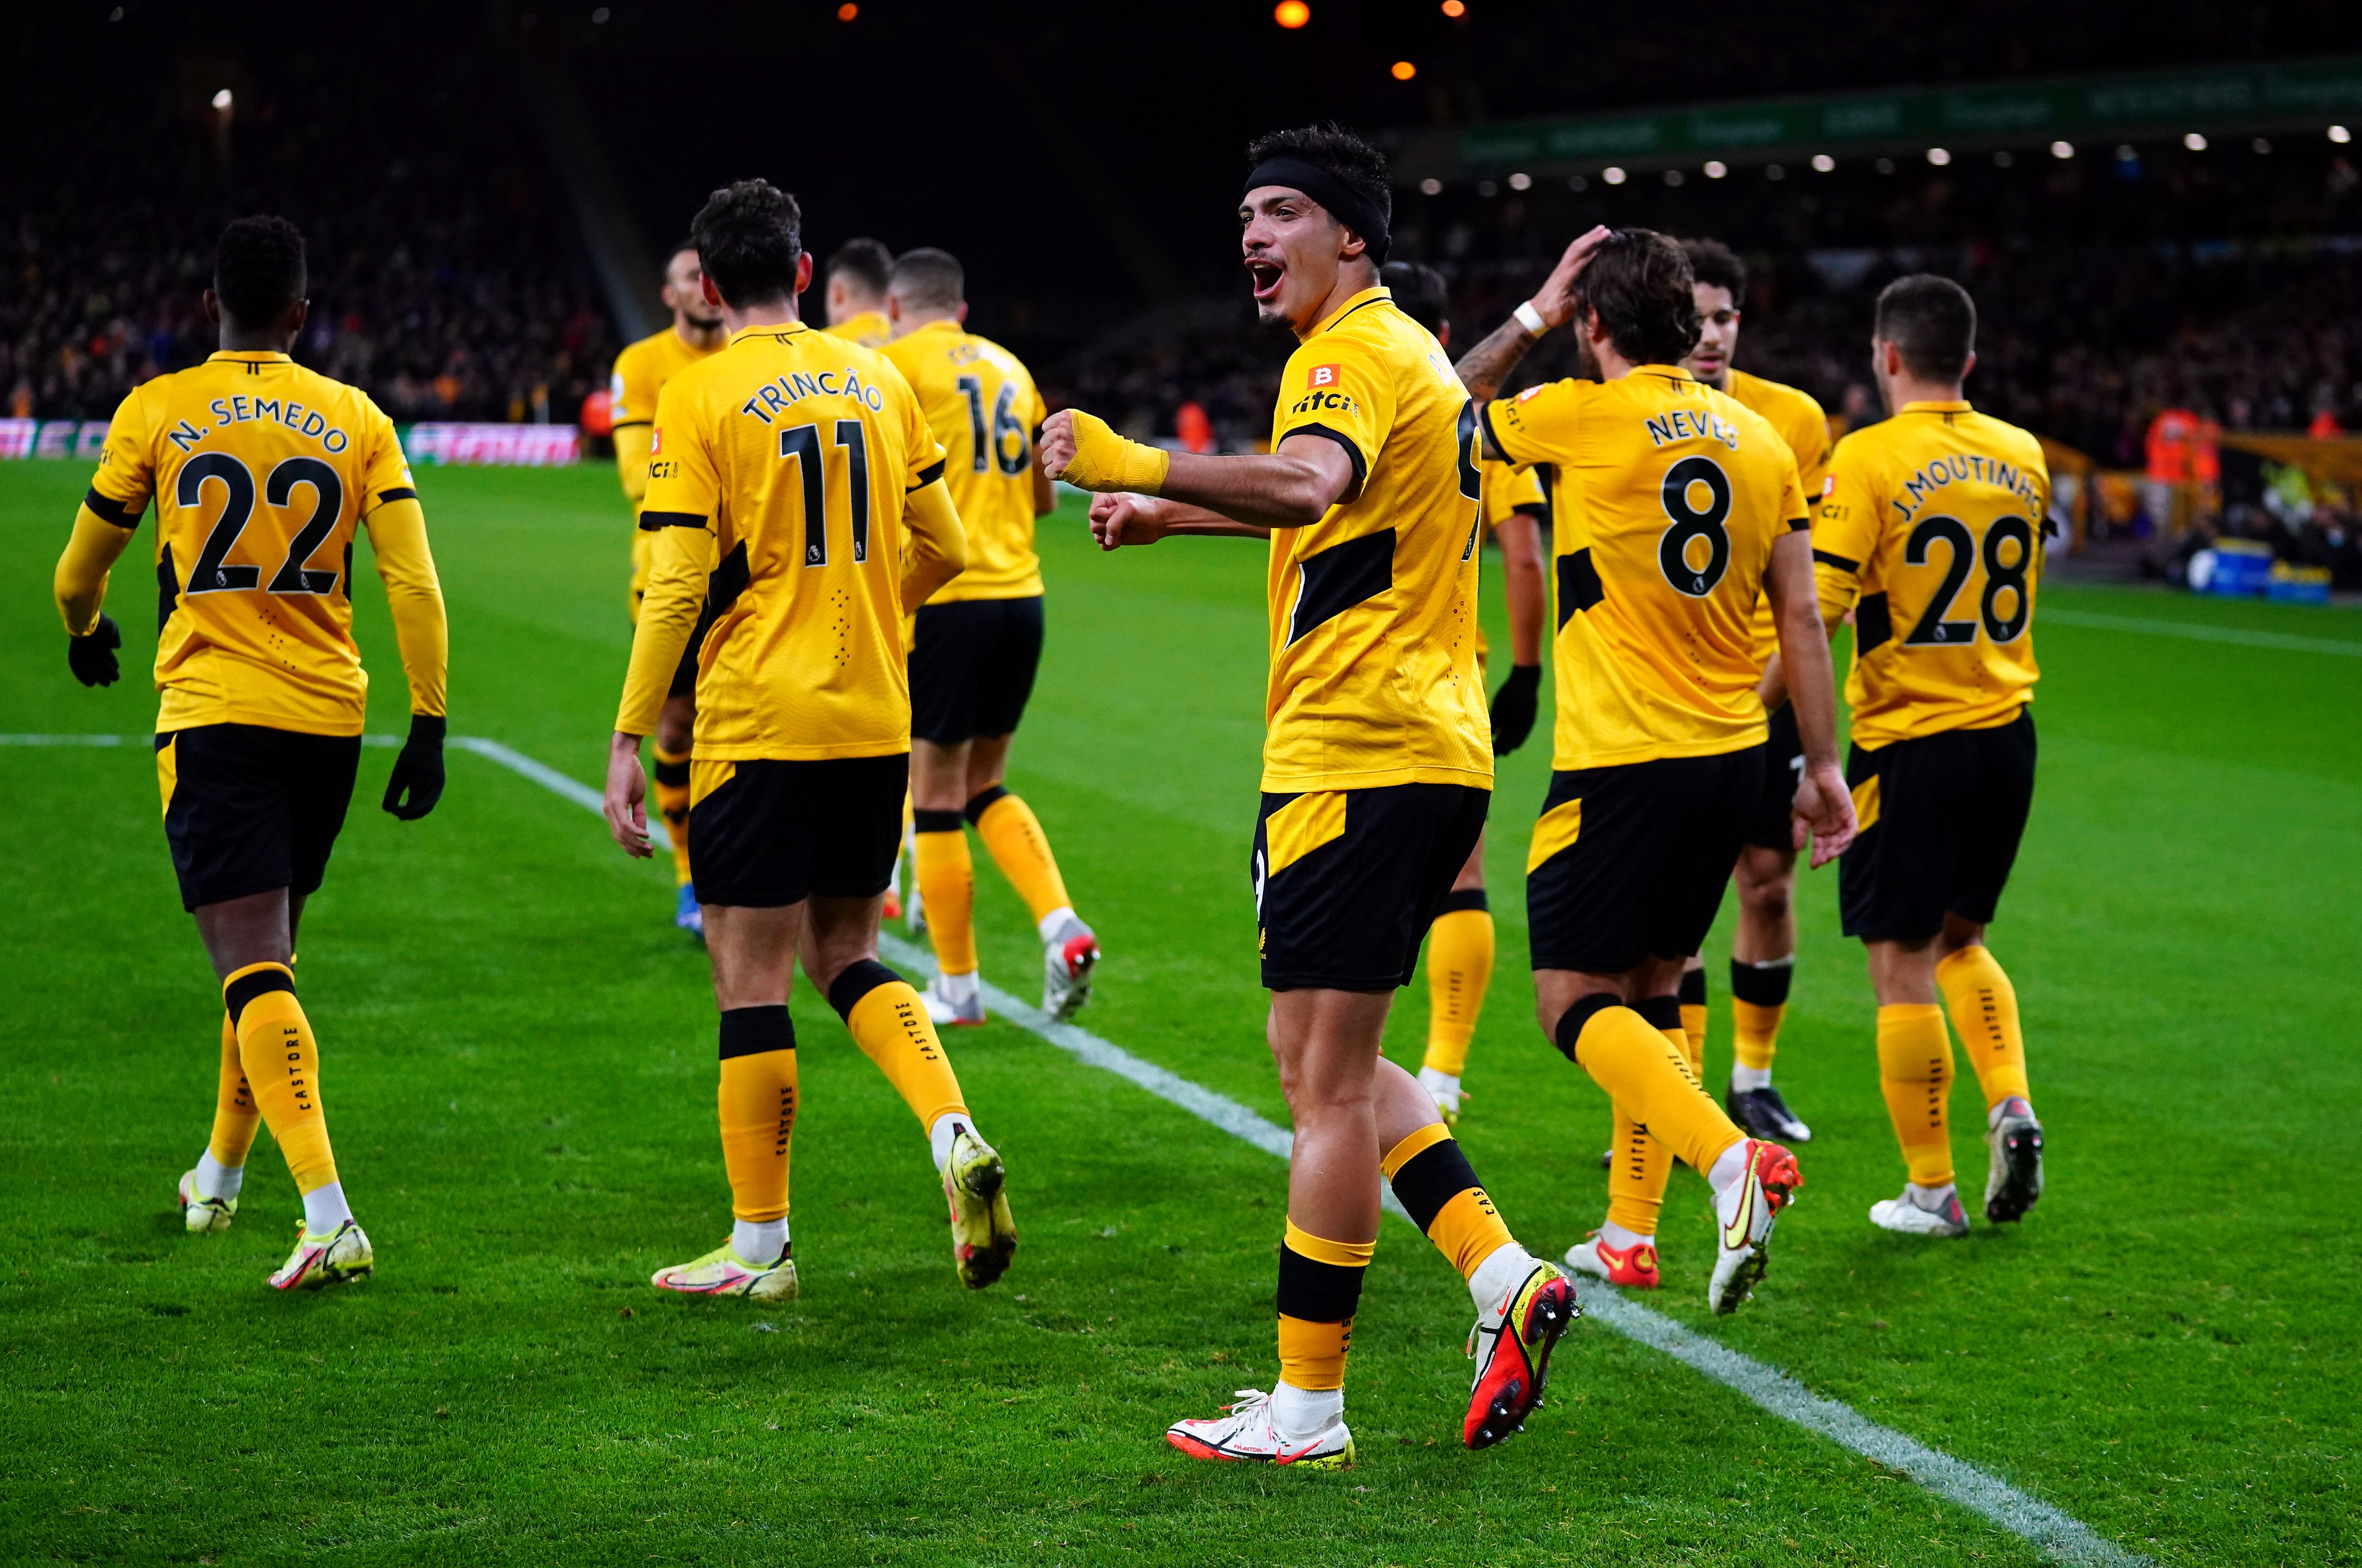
[2253,137,2273,154]
[1875,157,1895,173]
[1441,0,1466,14]
[1390,59,1416,80]
[1927,147,1951,166]
[1663,168,1685,186]
[1273,0,1310,27]
[212,89,232,110]
[1418,177,1443,195]
[1994,149,2015,167]
[1811,153,1835,172]
[1703,160,1728,179]
[2051,140,2074,159]
[591,5,610,20]
[2183,132,2207,151]
[1508,171,1531,190]
[1765,163,1785,180]
[1603,165,1628,185]
[1478,179,1498,197]
[2332,125,2353,144]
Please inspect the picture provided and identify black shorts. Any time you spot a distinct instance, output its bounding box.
[1840,710,2036,943]
[668,601,717,700]
[156,724,362,912]
[688,753,908,908]
[1525,746,1765,974]
[1743,703,1806,852]
[1252,783,1490,992]
[911,596,1043,745]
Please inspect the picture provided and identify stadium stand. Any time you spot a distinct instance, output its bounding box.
[1,18,615,426]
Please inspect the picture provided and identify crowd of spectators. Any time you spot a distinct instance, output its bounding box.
[1046,139,2362,493]
[4,25,615,427]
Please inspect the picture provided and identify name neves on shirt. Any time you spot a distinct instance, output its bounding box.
[1644,408,1740,451]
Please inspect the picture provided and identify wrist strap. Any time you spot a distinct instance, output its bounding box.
[1513,300,1548,338]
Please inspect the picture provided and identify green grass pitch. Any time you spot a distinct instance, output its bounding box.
[2,461,2356,1565]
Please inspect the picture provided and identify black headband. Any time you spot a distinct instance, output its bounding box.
[1243,157,1391,265]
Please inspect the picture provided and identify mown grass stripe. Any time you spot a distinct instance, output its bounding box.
[2042,606,2362,657]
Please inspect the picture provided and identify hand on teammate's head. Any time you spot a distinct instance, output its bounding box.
[1532,226,1613,332]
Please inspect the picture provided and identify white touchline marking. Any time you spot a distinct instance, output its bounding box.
[11,730,2146,1565]
[2043,606,2362,657]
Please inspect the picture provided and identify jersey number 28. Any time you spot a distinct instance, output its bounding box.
[1902,513,2032,645]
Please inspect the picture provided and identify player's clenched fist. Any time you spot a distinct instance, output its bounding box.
[1087,493,1174,551]
[1038,408,1170,495]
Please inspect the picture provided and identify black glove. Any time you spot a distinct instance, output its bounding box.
[67,613,122,688]
[1489,664,1542,755]
[382,714,447,821]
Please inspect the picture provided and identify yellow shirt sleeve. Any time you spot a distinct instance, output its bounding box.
[614,423,653,508]
[1480,380,1581,469]
[362,497,449,718]
[1812,438,1881,628]
[901,479,969,610]
[616,381,721,735]
[1274,334,1398,497]
[89,386,155,515]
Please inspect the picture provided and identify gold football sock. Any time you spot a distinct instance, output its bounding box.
[717,1006,797,1223]
[1678,966,1709,1078]
[1877,1004,1956,1186]
[1556,995,1743,1174]
[1936,946,2032,1110]
[1421,894,1493,1078]
[830,960,967,1129]
[913,812,976,974]
[207,1008,261,1169]
[225,963,338,1196]
[968,788,1071,925]
[653,746,694,888]
[1275,1220,1372,1392]
[1604,1103,1670,1238]
[1730,957,1793,1073]
[1381,1122,1517,1279]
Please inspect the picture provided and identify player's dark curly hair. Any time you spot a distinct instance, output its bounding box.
[213,215,306,327]
[1875,273,1977,382]
[1680,237,1747,301]
[1380,260,1449,337]
[829,236,893,299]
[1575,229,1700,366]
[691,179,804,309]
[1244,123,1392,263]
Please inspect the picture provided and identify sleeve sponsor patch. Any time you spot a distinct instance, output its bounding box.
[1307,363,1342,389]
[650,427,663,455]
[1821,474,1836,496]
[1517,384,1545,402]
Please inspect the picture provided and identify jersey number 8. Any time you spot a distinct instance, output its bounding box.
[1658,454,1732,597]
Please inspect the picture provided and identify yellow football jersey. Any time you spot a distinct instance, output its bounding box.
[86,351,440,736]
[882,319,1047,602]
[1727,369,1832,668]
[1474,456,1546,669]
[611,325,723,611]
[1485,365,1808,770]
[1262,286,1491,794]
[825,310,892,350]
[616,322,946,759]
[1814,400,2048,748]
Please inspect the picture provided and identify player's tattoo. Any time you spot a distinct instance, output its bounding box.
[1454,317,1539,401]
